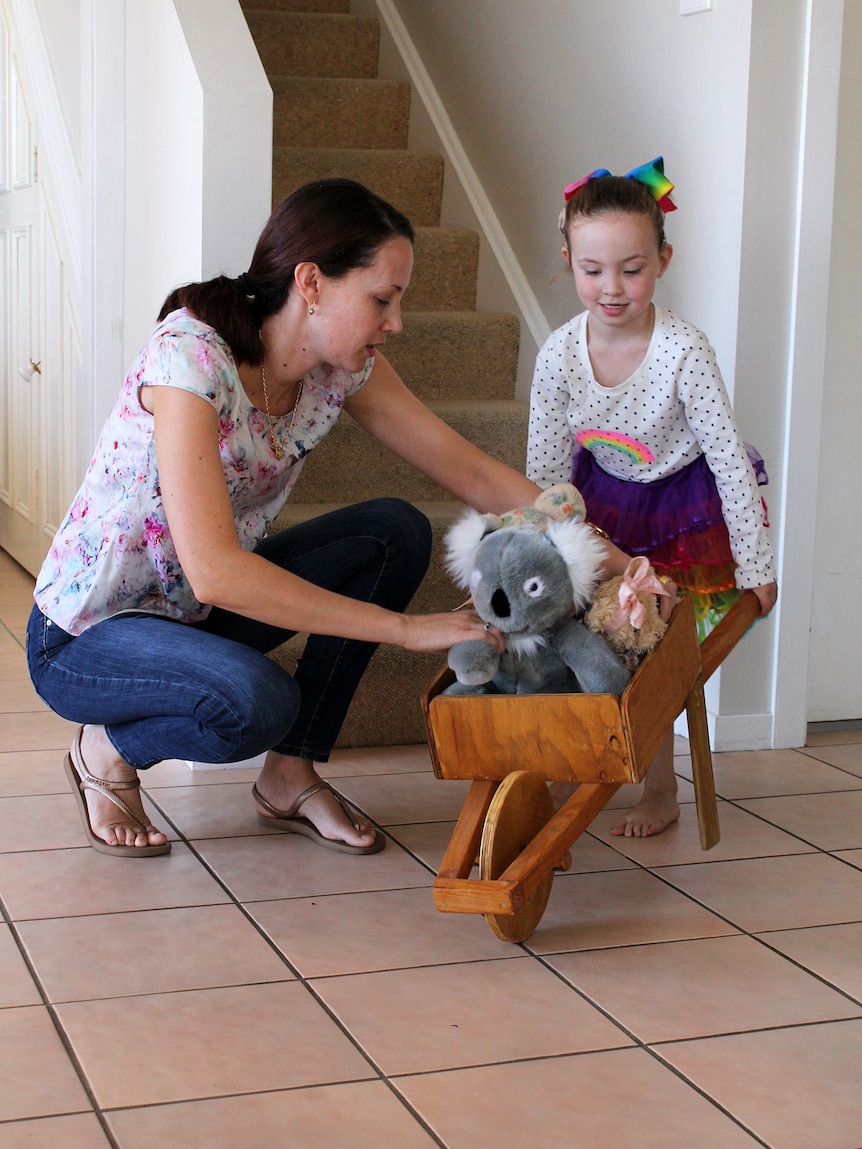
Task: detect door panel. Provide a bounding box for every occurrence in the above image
[0,4,78,576]
[42,197,75,543]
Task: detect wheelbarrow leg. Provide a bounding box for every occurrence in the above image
[437,779,498,882]
[681,589,761,851]
[685,675,720,850]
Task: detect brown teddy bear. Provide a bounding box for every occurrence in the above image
[584,556,673,672]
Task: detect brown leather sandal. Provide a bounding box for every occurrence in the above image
[64,727,171,857]
[252,780,384,854]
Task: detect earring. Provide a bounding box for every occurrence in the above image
[307,304,316,316]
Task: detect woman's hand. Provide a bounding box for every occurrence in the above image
[396,609,505,654]
[752,581,778,616]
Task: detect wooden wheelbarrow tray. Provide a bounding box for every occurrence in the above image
[420,591,760,941]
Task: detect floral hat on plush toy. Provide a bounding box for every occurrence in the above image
[489,483,587,532]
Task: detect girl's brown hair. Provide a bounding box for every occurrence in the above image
[560,175,667,253]
[158,178,414,365]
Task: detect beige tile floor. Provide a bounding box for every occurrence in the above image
[1,546,861,1148]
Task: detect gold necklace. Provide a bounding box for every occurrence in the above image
[260,361,304,461]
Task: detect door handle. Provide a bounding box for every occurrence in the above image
[17,359,41,381]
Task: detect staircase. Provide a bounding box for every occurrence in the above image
[239,0,528,746]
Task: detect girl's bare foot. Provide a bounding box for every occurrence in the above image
[609,729,680,838]
[610,791,680,837]
[254,752,378,850]
[77,726,168,849]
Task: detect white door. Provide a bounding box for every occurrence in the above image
[0,4,79,576]
[807,0,862,723]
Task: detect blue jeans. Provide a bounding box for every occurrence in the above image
[27,499,431,769]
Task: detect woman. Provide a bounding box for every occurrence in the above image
[28,178,624,859]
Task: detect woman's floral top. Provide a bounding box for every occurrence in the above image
[34,309,371,634]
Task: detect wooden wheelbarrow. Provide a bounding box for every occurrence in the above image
[420,591,761,942]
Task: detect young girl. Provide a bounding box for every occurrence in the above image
[527,159,777,838]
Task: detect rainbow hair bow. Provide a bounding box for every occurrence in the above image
[563,156,677,212]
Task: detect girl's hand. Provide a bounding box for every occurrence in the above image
[397,609,505,654]
[597,537,633,579]
[752,581,778,616]
[656,575,678,623]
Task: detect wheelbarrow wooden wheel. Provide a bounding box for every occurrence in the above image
[479,770,555,942]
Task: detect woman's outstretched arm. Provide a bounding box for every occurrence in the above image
[146,384,503,653]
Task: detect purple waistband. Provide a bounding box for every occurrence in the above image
[572,450,726,555]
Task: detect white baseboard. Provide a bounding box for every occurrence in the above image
[675,710,776,752]
[710,711,776,752]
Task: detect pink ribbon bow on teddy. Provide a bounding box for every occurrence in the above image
[607,557,671,633]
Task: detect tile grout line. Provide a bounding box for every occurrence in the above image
[595,824,862,1012]
[1,740,442,1143]
[0,891,125,1149]
[140,774,796,1144]
[137,787,450,1147]
[524,925,782,1148]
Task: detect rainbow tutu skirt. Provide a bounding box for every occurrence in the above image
[572,449,745,641]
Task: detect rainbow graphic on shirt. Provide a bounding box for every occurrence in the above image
[575,429,655,465]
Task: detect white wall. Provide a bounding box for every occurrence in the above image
[33,0,80,171]
[81,0,272,432]
[122,0,271,369]
[123,0,203,366]
[808,0,862,721]
[389,0,754,380]
[5,0,274,532]
[711,0,809,739]
[175,0,273,293]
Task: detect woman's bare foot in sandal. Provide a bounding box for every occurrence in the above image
[610,730,680,838]
[78,726,168,850]
[254,752,378,850]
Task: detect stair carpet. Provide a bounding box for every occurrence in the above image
[239,0,528,745]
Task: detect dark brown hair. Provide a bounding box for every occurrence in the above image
[158,178,415,365]
[560,175,667,254]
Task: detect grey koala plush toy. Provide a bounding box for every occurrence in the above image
[443,484,632,697]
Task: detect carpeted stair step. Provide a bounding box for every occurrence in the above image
[291,399,529,505]
[239,0,528,746]
[245,11,379,78]
[272,77,410,149]
[408,228,479,312]
[385,311,519,401]
[272,146,444,225]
